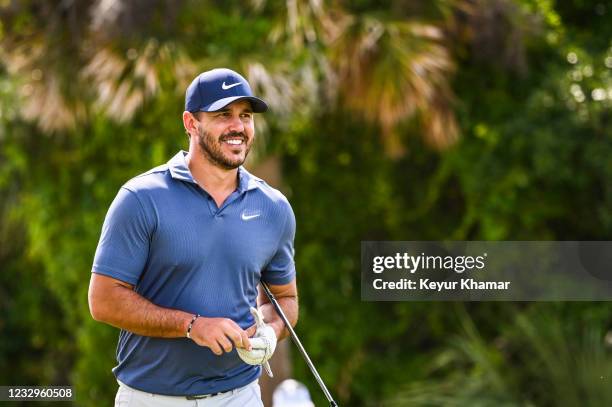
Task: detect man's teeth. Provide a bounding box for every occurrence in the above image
[225,139,243,145]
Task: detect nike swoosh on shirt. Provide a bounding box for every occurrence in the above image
[241,212,261,221]
[222,82,241,90]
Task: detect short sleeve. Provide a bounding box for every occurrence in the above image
[92,187,153,285]
[262,202,296,285]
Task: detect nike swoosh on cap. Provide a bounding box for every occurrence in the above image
[222,81,241,90]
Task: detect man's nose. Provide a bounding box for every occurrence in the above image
[227,115,245,133]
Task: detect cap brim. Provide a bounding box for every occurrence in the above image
[200,96,268,113]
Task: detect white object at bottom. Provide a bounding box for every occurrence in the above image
[115,380,263,407]
[273,379,314,407]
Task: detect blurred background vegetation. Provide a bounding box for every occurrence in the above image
[0,0,611,406]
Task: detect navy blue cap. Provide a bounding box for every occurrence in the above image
[185,68,268,113]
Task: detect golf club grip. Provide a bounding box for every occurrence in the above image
[260,282,339,406]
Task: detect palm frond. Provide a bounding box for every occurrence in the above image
[82,40,195,122]
[384,309,612,407]
[329,16,458,155]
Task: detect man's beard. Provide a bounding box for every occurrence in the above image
[196,126,251,170]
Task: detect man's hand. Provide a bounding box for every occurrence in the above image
[189,317,252,355]
[237,307,277,365]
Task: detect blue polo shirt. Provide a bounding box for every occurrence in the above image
[92,151,296,396]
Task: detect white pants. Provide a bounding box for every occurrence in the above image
[114,380,264,407]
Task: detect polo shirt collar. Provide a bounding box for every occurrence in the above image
[239,167,260,192]
[168,151,195,183]
[168,150,259,191]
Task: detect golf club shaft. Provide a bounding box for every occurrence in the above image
[261,282,339,407]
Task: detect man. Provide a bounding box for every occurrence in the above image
[89,68,298,406]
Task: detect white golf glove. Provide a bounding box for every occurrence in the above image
[237,307,277,373]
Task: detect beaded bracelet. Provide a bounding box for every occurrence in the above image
[186,314,200,339]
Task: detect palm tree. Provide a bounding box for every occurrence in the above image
[249,0,460,156]
[1,0,461,152]
[327,14,458,155]
[0,2,540,406]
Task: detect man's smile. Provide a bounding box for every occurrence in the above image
[224,138,245,146]
[220,133,247,147]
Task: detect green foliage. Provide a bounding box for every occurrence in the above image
[7,98,187,406]
[385,304,612,406]
[0,1,611,407]
[278,2,612,405]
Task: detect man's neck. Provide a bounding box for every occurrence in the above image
[185,150,239,198]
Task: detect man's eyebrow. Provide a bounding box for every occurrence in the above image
[215,107,253,113]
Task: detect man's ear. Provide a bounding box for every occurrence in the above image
[182,111,199,137]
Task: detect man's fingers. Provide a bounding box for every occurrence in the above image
[195,317,258,355]
[210,343,223,355]
[221,321,251,350]
[239,329,252,351]
[224,319,243,331]
[227,331,242,349]
[245,324,257,337]
[217,337,233,353]
[226,330,245,350]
